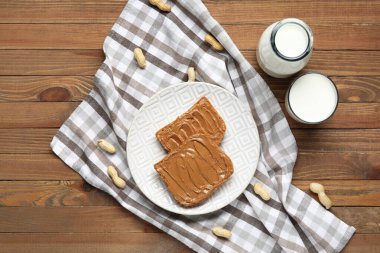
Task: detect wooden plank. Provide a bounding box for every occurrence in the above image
[329,76,380,103]
[0,152,378,181]
[0,206,158,233]
[343,234,380,253]
[243,51,380,77]
[333,207,380,234]
[0,232,378,253]
[294,180,380,207]
[0,50,378,76]
[0,76,92,102]
[293,152,380,180]
[0,50,103,76]
[226,24,380,50]
[0,181,116,207]
[0,206,377,233]
[0,154,81,180]
[0,0,378,24]
[285,103,380,129]
[0,76,378,103]
[293,129,380,152]
[0,102,378,129]
[0,24,109,50]
[0,128,56,154]
[267,76,380,103]
[0,102,79,128]
[0,233,191,253]
[1,129,379,154]
[0,23,378,50]
[0,0,126,24]
[302,51,380,77]
[0,233,378,253]
[0,180,378,207]
[207,0,380,25]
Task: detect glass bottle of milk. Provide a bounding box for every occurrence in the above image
[257,18,313,78]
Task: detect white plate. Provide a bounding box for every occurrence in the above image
[127,82,260,215]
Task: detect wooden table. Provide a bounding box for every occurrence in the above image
[0,1,379,252]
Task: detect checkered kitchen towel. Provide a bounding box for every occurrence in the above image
[51,0,355,252]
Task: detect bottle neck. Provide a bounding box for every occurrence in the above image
[270,19,313,62]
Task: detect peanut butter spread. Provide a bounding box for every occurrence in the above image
[154,97,234,207]
[156,96,226,152]
[154,135,233,207]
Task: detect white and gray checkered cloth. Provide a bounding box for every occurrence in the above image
[51,0,355,252]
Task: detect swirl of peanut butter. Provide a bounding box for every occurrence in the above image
[156,97,226,152]
[154,135,233,207]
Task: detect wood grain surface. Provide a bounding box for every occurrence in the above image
[0,0,379,252]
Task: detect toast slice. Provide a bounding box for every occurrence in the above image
[156,96,226,152]
[154,135,233,207]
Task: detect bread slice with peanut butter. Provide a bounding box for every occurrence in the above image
[154,134,233,207]
[156,96,226,152]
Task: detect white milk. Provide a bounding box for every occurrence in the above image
[285,73,339,123]
[257,18,313,78]
[275,23,309,58]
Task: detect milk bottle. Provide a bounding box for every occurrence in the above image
[257,18,313,78]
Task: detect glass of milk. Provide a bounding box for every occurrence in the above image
[285,73,339,124]
[257,18,313,78]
